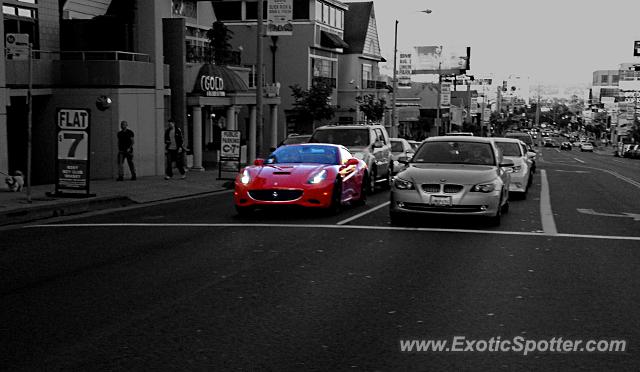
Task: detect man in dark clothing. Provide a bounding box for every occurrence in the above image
[164,118,186,179]
[117,120,136,181]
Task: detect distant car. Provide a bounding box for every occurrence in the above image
[390,136,513,226]
[623,144,639,158]
[408,140,421,152]
[492,138,533,197]
[390,138,415,174]
[579,142,594,152]
[505,132,535,148]
[544,139,559,147]
[560,142,572,150]
[279,134,311,146]
[234,144,367,215]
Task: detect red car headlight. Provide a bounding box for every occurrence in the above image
[307,169,328,184]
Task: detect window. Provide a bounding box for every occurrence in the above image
[361,64,372,88]
[374,129,386,144]
[18,0,36,3]
[600,75,608,84]
[322,3,329,23]
[336,9,343,29]
[315,1,322,21]
[312,58,334,78]
[612,74,619,84]
[330,7,336,27]
[292,0,309,20]
[245,1,267,20]
[3,5,16,15]
[212,1,242,21]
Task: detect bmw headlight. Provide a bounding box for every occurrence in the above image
[393,176,414,190]
[240,169,251,185]
[512,165,522,173]
[471,181,497,193]
[307,169,328,184]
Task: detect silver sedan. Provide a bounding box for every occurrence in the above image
[390,136,513,226]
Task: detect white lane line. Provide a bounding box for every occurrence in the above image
[25,223,640,241]
[337,201,390,225]
[573,157,585,164]
[540,170,558,235]
[601,169,640,189]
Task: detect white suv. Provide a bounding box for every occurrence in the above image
[310,124,393,193]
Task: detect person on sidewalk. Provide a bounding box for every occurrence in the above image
[164,118,187,180]
[117,120,136,181]
[4,170,24,191]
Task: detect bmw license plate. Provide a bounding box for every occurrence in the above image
[430,196,451,206]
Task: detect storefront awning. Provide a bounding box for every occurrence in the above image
[320,31,349,49]
[191,64,249,96]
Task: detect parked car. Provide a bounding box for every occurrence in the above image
[560,142,572,150]
[408,140,422,152]
[623,144,639,158]
[309,123,393,193]
[492,138,533,198]
[234,144,367,215]
[390,138,415,174]
[579,142,594,152]
[632,145,640,159]
[278,133,311,146]
[544,139,559,147]
[390,136,513,226]
[505,132,535,148]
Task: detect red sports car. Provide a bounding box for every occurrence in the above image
[234,144,368,214]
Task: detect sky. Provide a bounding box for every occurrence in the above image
[371,0,640,86]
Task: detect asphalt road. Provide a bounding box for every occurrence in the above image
[1,147,639,371]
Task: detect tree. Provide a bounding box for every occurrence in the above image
[356,94,386,122]
[290,82,335,127]
[206,21,234,65]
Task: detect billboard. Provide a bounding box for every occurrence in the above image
[398,52,412,88]
[412,45,470,75]
[267,0,293,36]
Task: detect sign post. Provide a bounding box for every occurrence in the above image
[50,109,94,197]
[218,130,242,180]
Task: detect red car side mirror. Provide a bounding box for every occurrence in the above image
[254,158,265,166]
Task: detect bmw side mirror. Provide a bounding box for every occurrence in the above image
[500,159,515,168]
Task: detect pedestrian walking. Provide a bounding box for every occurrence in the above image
[164,118,187,180]
[117,120,136,181]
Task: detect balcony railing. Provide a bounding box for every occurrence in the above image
[312,76,336,88]
[365,80,389,90]
[4,48,151,62]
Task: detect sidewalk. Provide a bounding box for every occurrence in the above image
[0,168,235,227]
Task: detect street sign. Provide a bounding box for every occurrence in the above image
[634,40,640,57]
[440,82,451,107]
[54,108,93,196]
[5,33,29,60]
[219,130,242,179]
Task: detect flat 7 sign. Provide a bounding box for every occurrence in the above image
[58,130,88,160]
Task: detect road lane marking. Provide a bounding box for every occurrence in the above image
[600,169,640,189]
[540,170,558,235]
[573,157,585,163]
[337,201,390,225]
[577,209,640,221]
[26,223,640,241]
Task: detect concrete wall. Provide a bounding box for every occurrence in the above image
[46,88,164,180]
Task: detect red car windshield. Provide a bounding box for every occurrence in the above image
[266,145,339,165]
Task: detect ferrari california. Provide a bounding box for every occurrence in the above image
[234,144,368,215]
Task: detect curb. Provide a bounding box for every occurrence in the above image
[0,196,134,227]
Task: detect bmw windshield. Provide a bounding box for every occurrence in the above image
[412,141,496,166]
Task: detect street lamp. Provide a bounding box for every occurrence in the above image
[391,9,432,138]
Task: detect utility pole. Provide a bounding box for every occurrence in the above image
[391,20,398,137]
[255,0,264,157]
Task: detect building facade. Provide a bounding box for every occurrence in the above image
[1,0,277,184]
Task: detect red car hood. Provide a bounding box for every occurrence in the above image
[251,163,332,188]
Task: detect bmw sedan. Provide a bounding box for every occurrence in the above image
[390,136,513,226]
